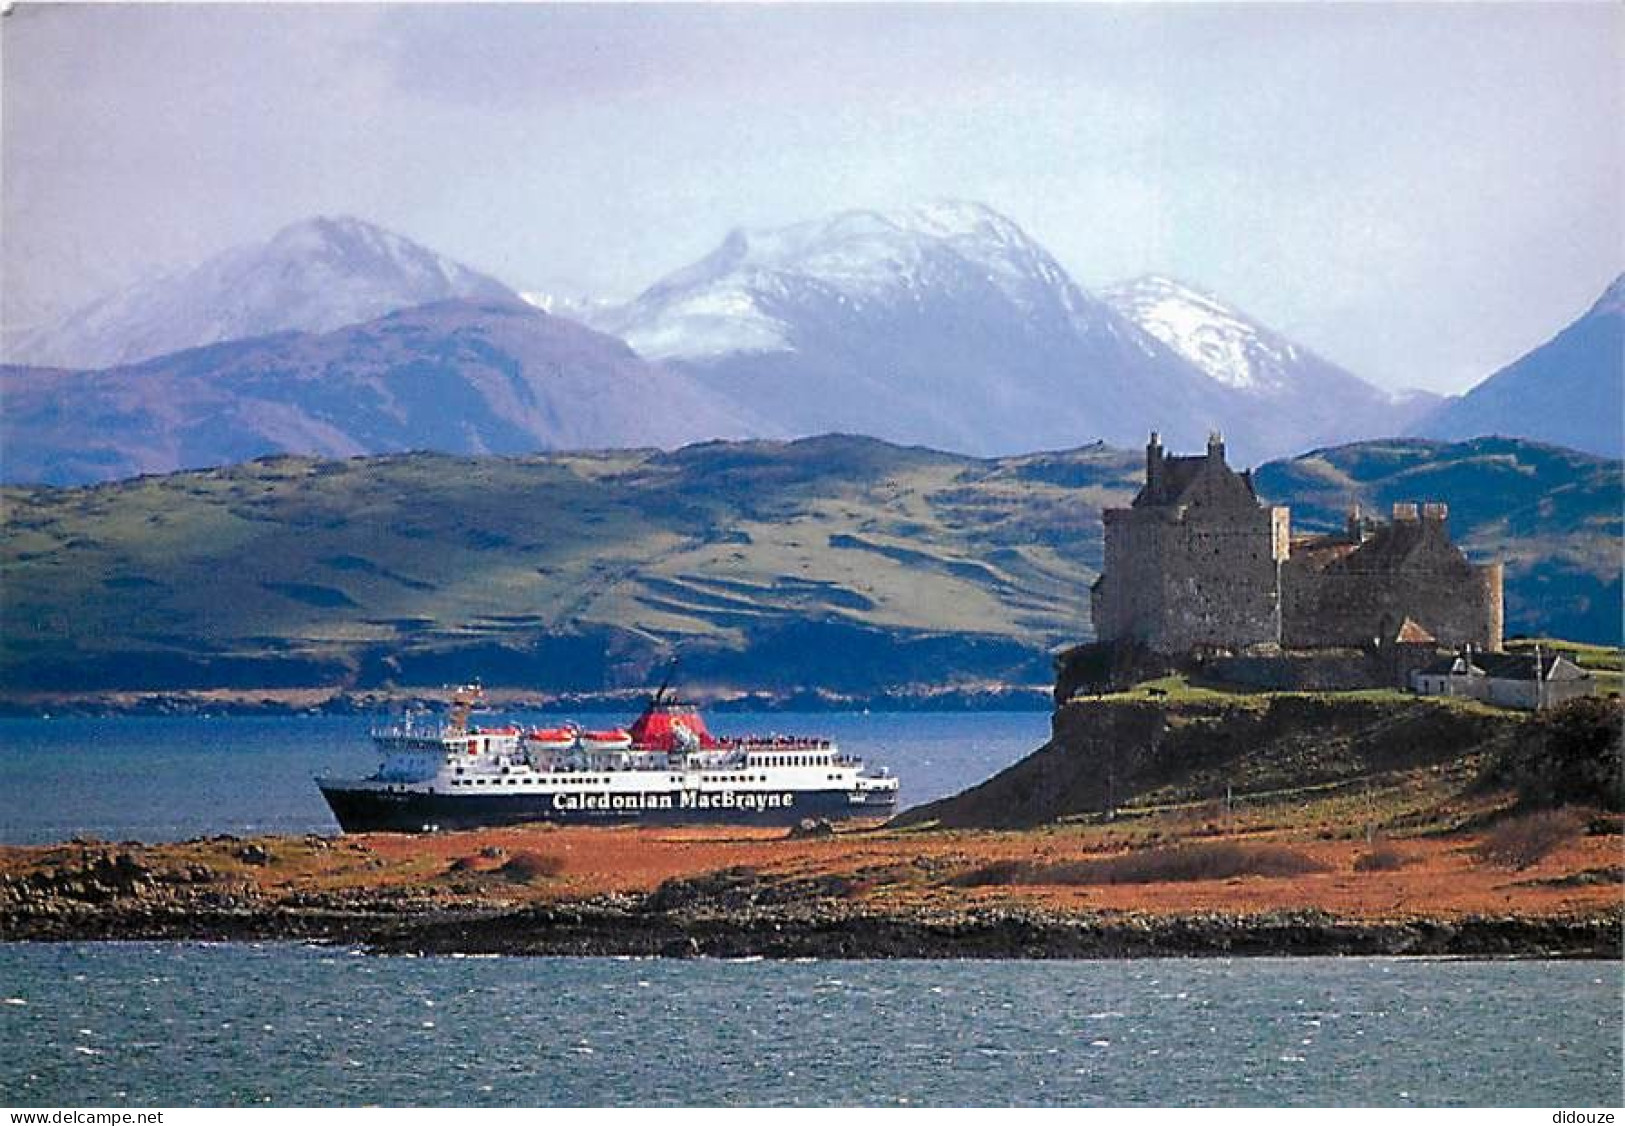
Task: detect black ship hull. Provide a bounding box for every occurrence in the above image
[318,783,896,834]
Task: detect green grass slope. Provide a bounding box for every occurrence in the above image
[2,434,1617,695]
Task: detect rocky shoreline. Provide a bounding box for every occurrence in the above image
[2,847,1618,959]
[7,897,1619,960]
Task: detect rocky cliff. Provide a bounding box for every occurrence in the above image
[896,691,1620,830]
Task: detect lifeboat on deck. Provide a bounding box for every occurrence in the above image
[579,727,633,751]
[525,725,579,752]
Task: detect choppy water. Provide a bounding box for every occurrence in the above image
[0,945,1618,1106]
[0,711,1050,844]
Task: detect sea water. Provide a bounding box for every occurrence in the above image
[0,711,1051,844]
[0,945,1618,1106]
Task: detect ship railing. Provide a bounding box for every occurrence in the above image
[523,756,679,774]
[712,736,837,750]
[372,729,459,746]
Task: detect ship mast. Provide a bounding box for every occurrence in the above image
[651,656,679,708]
[447,684,482,735]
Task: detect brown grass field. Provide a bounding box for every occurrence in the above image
[5,811,1616,926]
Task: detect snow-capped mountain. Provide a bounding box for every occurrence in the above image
[612,202,1118,359]
[520,291,620,324]
[1102,275,1437,451]
[602,201,1245,457]
[6,216,520,370]
[1410,274,1624,459]
[1103,275,1308,393]
[1,299,771,485]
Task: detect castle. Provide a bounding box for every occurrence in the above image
[1090,432,1503,656]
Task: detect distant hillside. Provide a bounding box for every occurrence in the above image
[1,435,1616,698]
[0,436,1140,694]
[5,216,520,370]
[1410,274,1624,458]
[1,300,767,485]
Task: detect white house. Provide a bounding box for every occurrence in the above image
[1411,646,1596,711]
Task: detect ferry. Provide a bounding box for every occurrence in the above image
[316,685,899,832]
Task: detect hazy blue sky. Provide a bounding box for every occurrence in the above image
[3,2,1620,393]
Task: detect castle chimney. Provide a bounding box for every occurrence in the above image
[1421,502,1449,524]
[1392,502,1420,522]
[1146,431,1164,498]
[1346,504,1364,543]
[1206,430,1225,463]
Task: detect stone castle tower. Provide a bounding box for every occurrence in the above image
[1091,432,1290,653]
[1091,432,1503,655]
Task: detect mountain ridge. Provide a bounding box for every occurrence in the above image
[9,205,1616,469]
[602,202,1263,458]
[1410,273,1624,458]
[603,202,1433,462]
[1103,274,1442,456]
[0,298,769,485]
[6,216,521,370]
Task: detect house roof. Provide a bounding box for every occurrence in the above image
[1157,456,1213,501]
[1133,453,1261,511]
[1324,516,1472,575]
[1418,654,1477,677]
[1477,651,1585,681]
[1393,617,1436,644]
[1419,650,1587,681]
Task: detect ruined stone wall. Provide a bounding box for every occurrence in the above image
[1282,560,1502,650]
[1199,644,1439,691]
[1198,650,1381,691]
